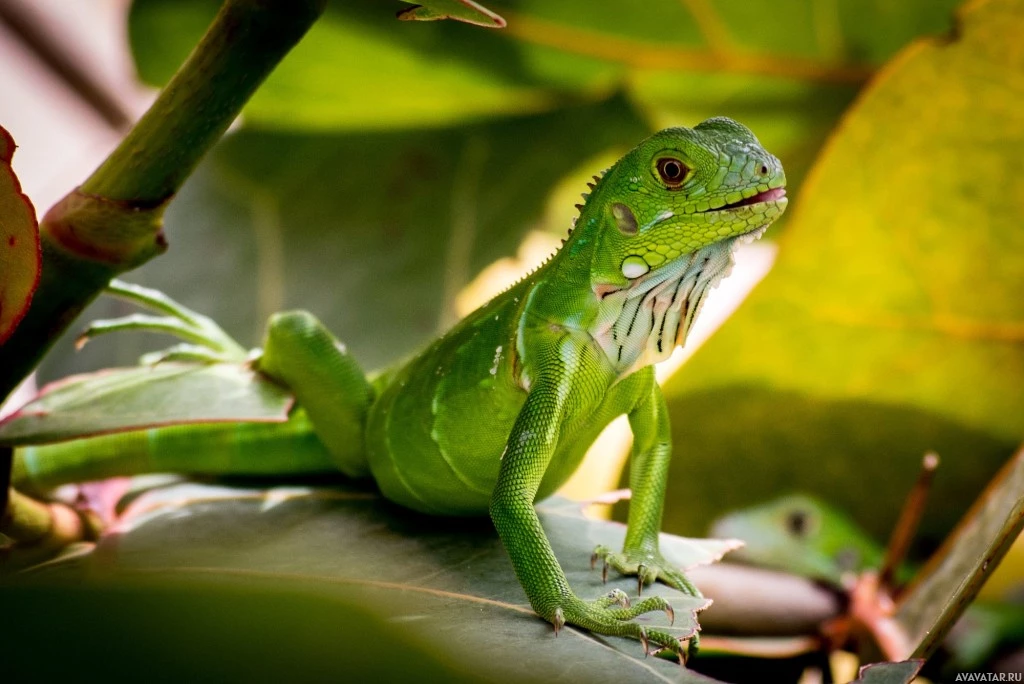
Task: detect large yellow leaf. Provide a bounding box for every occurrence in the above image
[660,0,1024,541]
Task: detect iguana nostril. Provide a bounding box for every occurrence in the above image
[759,164,769,176]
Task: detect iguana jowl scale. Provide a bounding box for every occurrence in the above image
[10,117,787,656]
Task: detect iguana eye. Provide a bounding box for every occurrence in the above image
[786,509,810,537]
[656,158,688,187]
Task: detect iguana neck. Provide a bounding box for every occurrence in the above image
[520,206,744,378]
[589,238,738,374]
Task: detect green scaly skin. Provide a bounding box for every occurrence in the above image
[12,118,787,656]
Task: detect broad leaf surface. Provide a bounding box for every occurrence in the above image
[658,0,1024,542]
[0,364,292,445]
[123,0,959,228]
[11,481,730,683]
[128,0,960,131]
[0,125,40,345]
[896,446,1024,660]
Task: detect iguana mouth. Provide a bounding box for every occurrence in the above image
[708,186,786,212]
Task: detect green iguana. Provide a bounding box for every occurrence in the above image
[710,495,1024,669]
[5,118,787,657]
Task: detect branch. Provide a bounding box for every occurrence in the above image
[0,0,326,400]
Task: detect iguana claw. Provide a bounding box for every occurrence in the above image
[651,642,686,665]
[552,606,566,636]
[542,593,683,658]
[591,544,702,599]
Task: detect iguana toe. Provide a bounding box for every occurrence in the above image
[591,545,702,598]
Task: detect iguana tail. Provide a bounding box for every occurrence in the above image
[12,410,335,494]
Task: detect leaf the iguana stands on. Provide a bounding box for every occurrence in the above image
[0,125,40,346]
[658,0,1024,543]
[0,364,293,446]
[895,446,1024,661]
[9,481,728,683]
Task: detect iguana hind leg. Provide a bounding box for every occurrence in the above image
[257,311,373,478]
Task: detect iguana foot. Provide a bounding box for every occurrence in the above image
[549,590,682,659]
[591,544,702,598]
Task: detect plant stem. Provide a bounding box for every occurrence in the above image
[0,0,326,401]
[0,487,102,549]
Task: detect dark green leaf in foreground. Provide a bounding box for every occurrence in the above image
[11,481,731,683]
[0,125,40,346]
[0,364,292,446]
[852,659,923,684]
[896,445,1024,660]
[658,0,1024,542]
[1,580,480,684]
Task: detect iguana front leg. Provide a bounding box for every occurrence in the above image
[593,369,700,598]
[490,340,680,655]
[592,371,701,655]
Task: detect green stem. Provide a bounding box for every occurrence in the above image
[0,486,101,549]
[0,0,325,401]
[84,0,325,203]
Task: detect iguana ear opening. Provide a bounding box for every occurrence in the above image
[611,202,638,235]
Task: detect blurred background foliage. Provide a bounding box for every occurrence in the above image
[47,0,964,372]
[4,0,1023,680]
[40,0,1021,549]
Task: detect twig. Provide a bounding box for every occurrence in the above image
[879,452,939,592]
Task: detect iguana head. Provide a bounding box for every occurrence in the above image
[709,494,885,585]
[576,117,787,372]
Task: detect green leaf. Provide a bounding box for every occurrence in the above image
[0,125,40,346]
[129,0,555,131]
[396,0,506,28]
[12,481,729,683]
[657,0,1024,542]
[0,364,292,446]
[896,446,1024,660]
[127,0,962,132]
[853,660,922,684]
